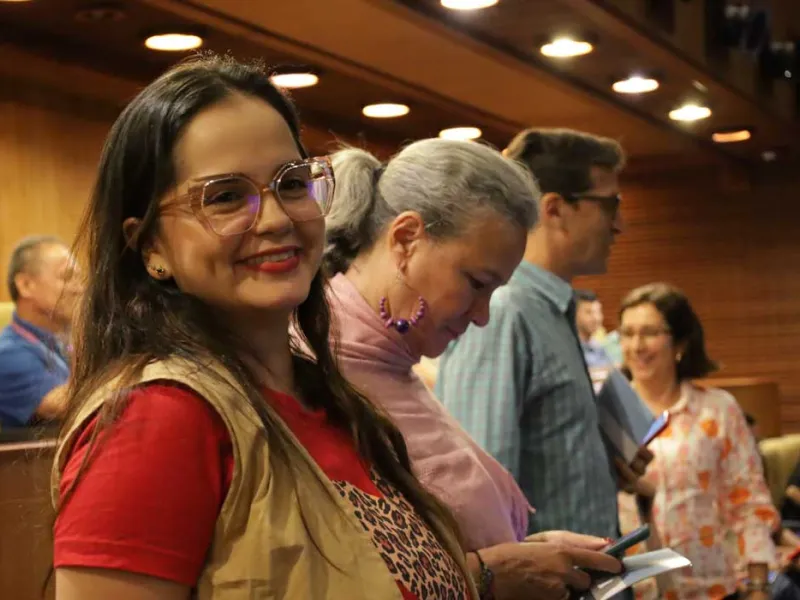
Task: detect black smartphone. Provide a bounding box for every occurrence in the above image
[603,524,651,558]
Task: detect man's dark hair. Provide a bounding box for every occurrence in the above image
[575,289,598,304]
[6,235,63,302]
[504,128,625,196]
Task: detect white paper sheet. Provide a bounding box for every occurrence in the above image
[589,548,692,600]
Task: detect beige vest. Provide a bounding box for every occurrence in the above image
[52,358,477,599]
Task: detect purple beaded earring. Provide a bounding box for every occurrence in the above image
[379,296,428,334]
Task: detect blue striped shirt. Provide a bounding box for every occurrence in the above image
[436,262,619,538]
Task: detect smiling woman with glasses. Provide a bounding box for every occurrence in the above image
[49,55,473,600]
[617,283,777,600]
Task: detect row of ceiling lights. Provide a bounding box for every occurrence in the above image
[1,0,481,139]
[0,0,751,144]
[542,38,724,128]
[138,30,693,141]
[142,36,482,140]
[441,0,754,145]
[124,33,756,144]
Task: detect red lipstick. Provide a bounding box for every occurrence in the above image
[239,247,301,274]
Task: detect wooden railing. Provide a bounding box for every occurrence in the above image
[0,439,57,600]
[697,376,782,438]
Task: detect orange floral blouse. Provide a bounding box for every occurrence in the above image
[618,382,778,600]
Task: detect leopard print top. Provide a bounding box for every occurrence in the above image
[333,472,469,599]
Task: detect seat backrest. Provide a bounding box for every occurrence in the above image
[760,434,800,506]
[0,303,13,329]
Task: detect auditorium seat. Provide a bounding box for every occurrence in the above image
[0,302,12,329]
[0,440,56,600]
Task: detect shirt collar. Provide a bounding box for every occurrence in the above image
[581,339,601,352]
[512,261,574,314]
[12,312,62,349]
[669,381,695,415]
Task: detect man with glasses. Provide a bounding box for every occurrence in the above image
[437,128,649,544]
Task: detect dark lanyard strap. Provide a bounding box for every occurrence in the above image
[10,321,69,372]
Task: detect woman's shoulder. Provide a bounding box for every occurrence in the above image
[54,382,234,587]
[65,382,231,464]
[686,381,740,413]
[126,381,229,432]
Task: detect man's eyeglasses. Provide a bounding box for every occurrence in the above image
[174,156,335,237]
[564,192,621,218]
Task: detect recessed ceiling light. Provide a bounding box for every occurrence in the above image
[362,103,410,119]
[540,37,593,58]
[270,72,319,89]
[669,103,712,122]
[440,0,498,9]
[144,33,203,52]
[439,126,482,140]
[762,150,778,162]
[711,128,752,143]
[612,76,660,94]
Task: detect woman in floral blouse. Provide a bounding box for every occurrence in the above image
[617,283,777,600]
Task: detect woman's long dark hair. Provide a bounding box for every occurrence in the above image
[56,54,463,574]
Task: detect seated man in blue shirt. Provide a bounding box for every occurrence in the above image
[574,289,616,368]
[0,236,81,428]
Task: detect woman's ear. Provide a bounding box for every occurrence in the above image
[122,217,172,281]
[675,340,689,362]
[386,211,426,269]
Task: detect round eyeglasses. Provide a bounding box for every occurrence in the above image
[178,156,335,237]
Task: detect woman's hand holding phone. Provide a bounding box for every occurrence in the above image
[525,531,611,550]
[482,537,622,600]
[601,525,651,558]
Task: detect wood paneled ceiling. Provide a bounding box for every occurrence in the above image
[0,0,510,156]
[1,0,798,172]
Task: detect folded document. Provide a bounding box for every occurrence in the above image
[587,548,692,600]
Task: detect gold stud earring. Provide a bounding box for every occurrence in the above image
[676,352,683,362]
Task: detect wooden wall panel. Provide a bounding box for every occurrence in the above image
[0,83,111,300]
[577,168,800,432]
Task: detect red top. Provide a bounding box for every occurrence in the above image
[54,383,467,599]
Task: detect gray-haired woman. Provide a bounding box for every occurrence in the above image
[322,139,622,600]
